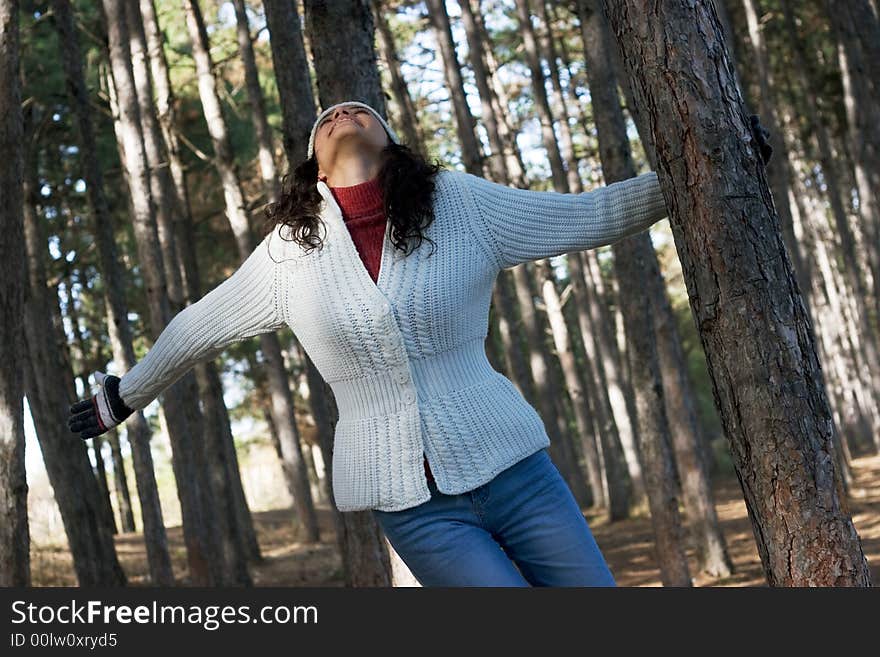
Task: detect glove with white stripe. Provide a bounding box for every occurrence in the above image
[67,371,134,440]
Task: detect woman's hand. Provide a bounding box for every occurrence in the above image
[67,371,134,440]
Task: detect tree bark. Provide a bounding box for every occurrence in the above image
[106,429,136,533]
[372,1,428,159]
[303,0,386,113]
[0,0,30,587]
[536,259,606,508]
[182,0,317,576]
[102,0,219,586]
[262,0,316,167]
[22,120,126,586]
[513,0,568,190]
[602,0,871,585]
[231,0,281,203]
[424,0,483,173]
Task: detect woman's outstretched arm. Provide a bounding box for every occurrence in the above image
[115,230,286,413]
[70,230,286,440]
[455,170,669,270]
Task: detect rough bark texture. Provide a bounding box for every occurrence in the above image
[262,0,316,166]
[601,0,871,585]
[303,0,385,113]
[0,0,30,587]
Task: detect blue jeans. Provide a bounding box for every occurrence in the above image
[372,447,617,587]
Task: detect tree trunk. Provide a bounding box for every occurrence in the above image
[102,0,220,586]
[536,259,606,508]
[512,263,591,506]
[602,0,871,586]
[424,0,484,173]
[52,0,173,584]
[65,289,118,536]
[22,124,126,587]
[458,0,508,181]
[581,251,645,501]
[185,0,320,549]
[231,0,281,203]
[825,0,880,328]
[0,0,30,587]
[513,0,568,189]
[303,0,386,113]
[532,0,583,192]
[372,1,428,159]
[138,0,263,563]
[568,252,633,520]
[106,429,136,533]
[262,0,316,166]
[724,0,812,316]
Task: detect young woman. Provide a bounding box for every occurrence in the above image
[68,99,673,587]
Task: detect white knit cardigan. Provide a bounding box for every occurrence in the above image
[118,168,669,512]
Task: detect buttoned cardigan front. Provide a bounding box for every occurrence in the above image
[117,168,669,512]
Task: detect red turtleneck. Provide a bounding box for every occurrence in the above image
[328,176,435,486]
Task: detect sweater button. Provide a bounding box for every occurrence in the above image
[403,389,416,404]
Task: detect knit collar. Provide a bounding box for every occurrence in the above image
[328,176,384,221]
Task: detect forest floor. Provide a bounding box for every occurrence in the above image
[31,453,880,587]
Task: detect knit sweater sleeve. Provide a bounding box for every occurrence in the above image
[456,170,669,270]
[117,230,286,412]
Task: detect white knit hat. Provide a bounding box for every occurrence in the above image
[307,100,401,160]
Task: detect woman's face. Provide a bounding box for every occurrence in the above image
[314,104,389,178]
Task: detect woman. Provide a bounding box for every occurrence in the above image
[68,99,672,587]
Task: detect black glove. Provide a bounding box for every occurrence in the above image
[68,371,134,440]
[749,114,773,166]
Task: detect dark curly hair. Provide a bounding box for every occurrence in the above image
[261,142,446,258]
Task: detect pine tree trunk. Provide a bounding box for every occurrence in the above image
[22,136,126,587]
[536,259,607,508]
[372,1,428,159]
[424,0,483,173]
[825,0,880,328]
[602,0,872,585]
[458,0,508,181]
[568,252,633,520]
[262,0,316,165]
[532,0,583,192]
[231,0,281,203]
[106,429,136,533]
[68,328,118,536]
[725,0,812,315]
[512,0,568,189]
[126,0,185,307]
[581,251,646,501]
[102,0,220,586]
[303,0,386,112]
[0,0,30,587]
[52,0,173,584]
[512,263,591,507]
[474,7,529,186]
[181,0,318,558]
